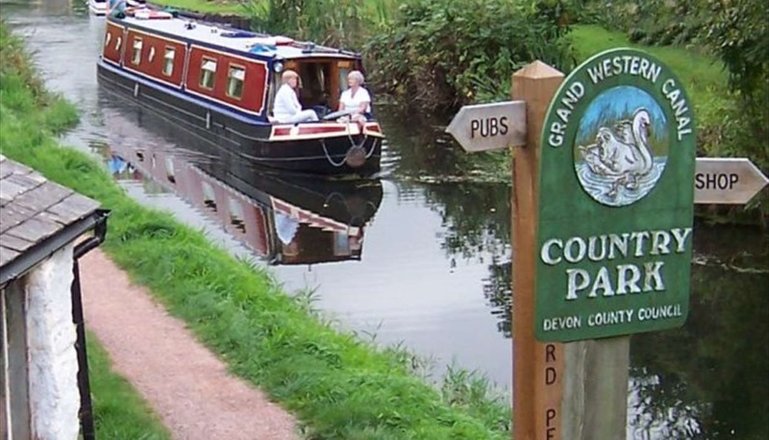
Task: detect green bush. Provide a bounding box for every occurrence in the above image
[364,0,575,116]
[245,0,374,49]
[700,0,769,218]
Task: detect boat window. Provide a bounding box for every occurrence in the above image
[201,181,217,212]
[162,47,175,76]
[200,58,217,90]
[228,197,246,233]
[226,65,246,100]
[298,62,332,108]
[333,231,350,256]
[163,157,175,184]
[338,60,353,92]
[148,47,156,63]
[131,38,143,65]
[338,67,350,91]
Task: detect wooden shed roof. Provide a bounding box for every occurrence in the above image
[0,155,100,271]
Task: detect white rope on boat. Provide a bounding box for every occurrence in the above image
[320,139,348,167]
[365,138,379,159]
[346,121,378,157]
[320,121,378,167]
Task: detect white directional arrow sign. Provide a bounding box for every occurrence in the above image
[445,101,527,152]
[694,157,769,204]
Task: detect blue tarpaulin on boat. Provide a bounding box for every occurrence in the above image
[249,43,276,54]
[222,31,257,38]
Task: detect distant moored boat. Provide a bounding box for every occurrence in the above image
[88,0,107,15]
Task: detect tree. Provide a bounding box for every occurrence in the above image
[703,0,769,170]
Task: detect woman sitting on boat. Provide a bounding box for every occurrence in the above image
[272,70,319,124]
[337,70,371,124]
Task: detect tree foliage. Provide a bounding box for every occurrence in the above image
[571,0,768,217]
[701,0,769,165]
[245,0,371,49]
[365,0,575,116]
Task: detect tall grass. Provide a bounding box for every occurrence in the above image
[570,24,769,220]
[244,0,392,49]
[1,21,511,439]
[149,0,248,14]
[570,24,728,120]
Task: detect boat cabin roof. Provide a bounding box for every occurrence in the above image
[118,16,360,61]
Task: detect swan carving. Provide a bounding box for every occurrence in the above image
[578,108,654,198]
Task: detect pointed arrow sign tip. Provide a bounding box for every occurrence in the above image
[446,101,527,153]
[694,157,769,204]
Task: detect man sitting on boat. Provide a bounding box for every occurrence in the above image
[272,70,319,124]
[107,0,126,15]
[337,70,371,124]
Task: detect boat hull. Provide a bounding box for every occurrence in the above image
[97,61,383,176]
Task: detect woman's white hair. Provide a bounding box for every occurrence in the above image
[348,70,365,85]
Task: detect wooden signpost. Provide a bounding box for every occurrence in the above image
[445,101,527,152]
[447,48,768,440]
[694,158,769,204]
[510,61,566,440]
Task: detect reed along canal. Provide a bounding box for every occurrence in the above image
[5,2,767,438]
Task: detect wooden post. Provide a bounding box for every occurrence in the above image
[2,282,32,440]
[511,61,565,440]
[510,61,630,440]
[562,338,629,439]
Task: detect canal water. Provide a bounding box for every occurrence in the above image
[4,2,767,438]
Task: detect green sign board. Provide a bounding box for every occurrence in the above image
[535,48,696,342]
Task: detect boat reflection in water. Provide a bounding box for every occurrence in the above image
[103,107,383,265]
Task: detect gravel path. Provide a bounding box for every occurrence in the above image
[80,249,299,440]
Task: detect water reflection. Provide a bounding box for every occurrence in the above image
[377,106,511,182]
[102,105,383,266]
[628,224,769,439]
[482,258,512,338]
[420,182,510,261]
[4,0,87,16]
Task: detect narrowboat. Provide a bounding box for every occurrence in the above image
[96,8,384,176]
[88,0,107,15]
[91,0,144,15]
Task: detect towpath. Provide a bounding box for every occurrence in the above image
[79,249,299,440]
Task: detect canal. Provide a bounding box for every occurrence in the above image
[4,1,767,438]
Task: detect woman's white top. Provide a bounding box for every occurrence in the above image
[340,87,371,114]
[272,84,302,121]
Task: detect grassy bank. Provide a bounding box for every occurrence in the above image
[570,25,769,219]
[88,333,171,439]
[570,25,730,148]
[1,22,510,440]
[1,23,170,439]
[149,0,248,14]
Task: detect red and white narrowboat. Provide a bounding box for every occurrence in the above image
[96,9,384,176]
